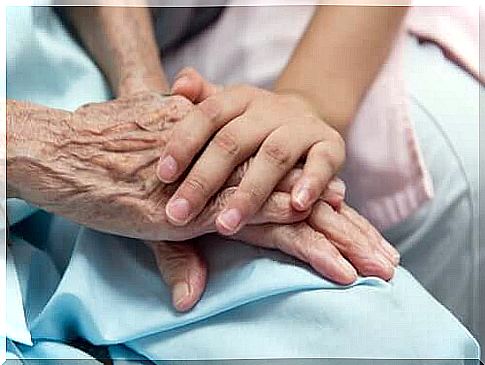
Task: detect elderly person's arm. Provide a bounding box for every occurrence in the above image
[63,6,168,96]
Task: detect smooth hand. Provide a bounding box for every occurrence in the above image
[157,68,346,236]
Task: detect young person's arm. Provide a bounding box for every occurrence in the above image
[158,6,408,234]
[275,5,408,135]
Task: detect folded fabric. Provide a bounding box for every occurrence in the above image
[6,6,111,110]
[8,212,480,360]
[407,6,483,85]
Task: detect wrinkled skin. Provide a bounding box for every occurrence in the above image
[7,93,277,241]
[7,92,399,311]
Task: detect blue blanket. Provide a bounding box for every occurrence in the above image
[5,6,480,363]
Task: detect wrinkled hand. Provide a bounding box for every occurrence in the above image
[149,189,399,312]
[147,70,398,311]
[7,93,399,314]
[158,68,346,236]
[8,94,314,241]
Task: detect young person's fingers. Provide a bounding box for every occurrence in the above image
[157,85,257,184]
[171,67,220,102]
[234,222,358,285]
[215,121,341,235]
[291,138,345,211]
[164,119,273,226]
[146,241,207,312]
[276,172,345,209]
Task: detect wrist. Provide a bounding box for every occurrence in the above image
[117,66,170,97]
[274,88,350,137]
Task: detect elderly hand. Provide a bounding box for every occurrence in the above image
[149,189,399,312]
[157,68,346,236]
[7,94,312,241]
[7,93,398,313]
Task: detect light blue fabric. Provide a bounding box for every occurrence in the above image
[5,5,480,363]
[7,220,480,361]
[6,248,32,346]
[6,6,111,110]
[384,37,482,353]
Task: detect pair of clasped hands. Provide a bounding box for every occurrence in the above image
[146,68,400,311]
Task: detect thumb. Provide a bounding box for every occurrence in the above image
[171,67,221,103]
[146,241,207,312]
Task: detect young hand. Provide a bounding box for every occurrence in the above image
[158,68,346,236]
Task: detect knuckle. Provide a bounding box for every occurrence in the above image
[179,66,197,77]
[317,143,344,173]
[302,115,322,128]
[242,181,267,206]
[233,84,256,95]
[359,259,382,276]
[262,141,292,170]
[197,97,222,124]
[212,129,241,158]
[330,130,346,160]
[182,173,210,197]
[362,225,375,240]
[265,193,291,219]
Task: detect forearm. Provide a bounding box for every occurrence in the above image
[274,6,408,135]
[6,100,72,199]
[64,6,168,96]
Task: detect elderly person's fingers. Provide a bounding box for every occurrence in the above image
[199,187,312,227]
[249,191,312,224]
[276,172,346,210]
[339,204,400,265]
[223,160,345,210]
[308,201,395,280]
[146,241,207,312]
[234,222,358,285]
[321,177,346,210]
[171,67,221,103]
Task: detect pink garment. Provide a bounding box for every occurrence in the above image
[163,5,479,231]
[340,30,434,231]
[407,6,482,85]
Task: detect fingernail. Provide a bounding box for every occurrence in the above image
[166,198,191,224]
[172,282,190,309]
[294,187,310,210]
[328,178,346,197]
[217,208,242,233]
[158,155,178,182]
[391,249,400,265]
[172,76,190,92]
